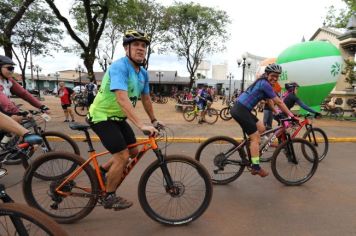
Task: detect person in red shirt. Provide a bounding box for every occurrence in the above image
[58,82,75,122]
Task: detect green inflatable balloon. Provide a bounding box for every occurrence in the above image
[277,41,343,113]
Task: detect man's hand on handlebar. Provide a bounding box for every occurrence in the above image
[152,119,165,130]
[141,125,158,136]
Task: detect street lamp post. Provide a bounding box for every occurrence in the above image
[98,55,112,72]
[75,65,84,93]
[156,71,164,94]
[54,72,60,93]
[237,53,252,93]
[33,64,42,99]
[227,73,234,102]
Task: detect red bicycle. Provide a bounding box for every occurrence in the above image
[261,113,328,162]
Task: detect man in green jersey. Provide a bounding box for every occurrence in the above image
[88,30,161,210]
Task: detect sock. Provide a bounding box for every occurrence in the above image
[251,156,260,170]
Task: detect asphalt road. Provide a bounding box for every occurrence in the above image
[2,141,356,236]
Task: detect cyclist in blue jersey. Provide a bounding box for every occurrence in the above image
[231,64,297,177]
[196,84,210,124]
[87,30,162,210]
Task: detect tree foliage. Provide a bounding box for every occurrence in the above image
[45,0,110,81]
[342,58,356,86]
[163,2,231,88]
[11,1,63,88]
[324,0,356,28]
[97,0,166,70]
[0,0,35,58]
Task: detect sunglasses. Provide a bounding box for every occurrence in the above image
[3,66,15,72]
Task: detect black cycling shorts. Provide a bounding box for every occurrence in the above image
[61,104,71,110]
[231,102,259,135]
[90,120,136,154]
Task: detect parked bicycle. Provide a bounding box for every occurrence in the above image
[1,109,80,170]
[195,117,319,186]
[23,124,213,225]
[261,113,328,162]
[73,93,89,116]
[151,94,168,104]
[0,136,68,236]
[182,102,219,124]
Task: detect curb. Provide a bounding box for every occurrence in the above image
[47,136,356,143]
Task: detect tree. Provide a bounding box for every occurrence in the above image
[45,0,109,81]
[163,2,231,88]
[98,0,166,69]
[11,2,63,88]
[324,0,356,28]
[0,0,35,58]
[342,58,356,87]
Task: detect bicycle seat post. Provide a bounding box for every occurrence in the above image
[83,129,95,152]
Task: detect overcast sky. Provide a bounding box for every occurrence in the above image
[3,0,346,78]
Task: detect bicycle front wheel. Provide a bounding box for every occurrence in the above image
[23,152,99,224]
[271,138,318,186]
[0,203,68,236]
[195,136,246,184]
[302,127,329,162]
[138,155,212,225]
[205,108,219,124]
[182,106,196,122]
[74,103,88,117]
[219,107,232,121]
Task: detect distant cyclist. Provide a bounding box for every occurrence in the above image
[195,84,210,124]
[231,64,297,177]
[277,82,321,120]
[85,79,97,107]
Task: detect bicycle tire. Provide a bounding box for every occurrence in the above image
[182,106,196,122]
[138,155,212,225]
[0,203,68,236]
[74,104,88,117]
[302,127,329,162]
[23,152,99,224]
[204,108,219,124]
[219,107,232,121]
[271,138,318,186]
[23,131,80,180]
[195,136,246,185]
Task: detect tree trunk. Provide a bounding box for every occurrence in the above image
[2,0,35,58]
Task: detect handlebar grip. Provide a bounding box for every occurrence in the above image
[143,130,151,136]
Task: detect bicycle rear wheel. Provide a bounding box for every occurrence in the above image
[182,106,196,122]
[195,136,246,184]
[302,127,329,162]
[204,108,219,124]
[74,103,88,117]
[0,203,68,236]
[23,131,80,180]
[138,155,212,225]
[271,138,318,186]
[23,152,99,224]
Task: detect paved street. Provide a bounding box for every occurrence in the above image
[4,95,356,235]
[2,142,356,236]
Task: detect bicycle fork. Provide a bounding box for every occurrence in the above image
[285,135,298,164]
[153,149,179,196]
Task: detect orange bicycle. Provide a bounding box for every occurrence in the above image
[22,123,212,225]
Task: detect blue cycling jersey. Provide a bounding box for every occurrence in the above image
[237,79,276,111]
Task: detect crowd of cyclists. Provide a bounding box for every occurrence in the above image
[0,29,346,233]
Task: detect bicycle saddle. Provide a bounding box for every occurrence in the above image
[69,123,90,131]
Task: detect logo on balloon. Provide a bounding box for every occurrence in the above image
[330,62,341,77]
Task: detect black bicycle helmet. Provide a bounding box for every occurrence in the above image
[0,55,15,66]
[285,82,300,91]
[265,63,282,74]
[123,30,150,46]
